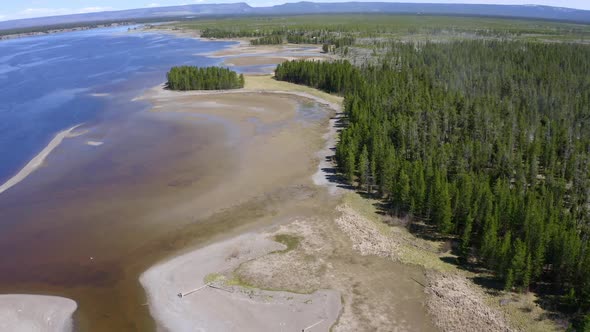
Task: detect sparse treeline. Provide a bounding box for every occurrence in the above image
[201,28,268,38]
[200,26,354,50]
[248,33,354,47]
[250,34,283,45]
[285,32,355,48]
[275,41,590,321]
[166,66,244,90]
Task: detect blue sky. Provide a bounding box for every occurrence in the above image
[0,0,588,21]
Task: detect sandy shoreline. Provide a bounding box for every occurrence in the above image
[141,231,341,331]
[139,79,345,331]
[0,124,83,195]
[0,295,77,332]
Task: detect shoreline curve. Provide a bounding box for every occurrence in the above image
[0,294,77,332]
[140,81,344,331]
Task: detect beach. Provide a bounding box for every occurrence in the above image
[140,231,341,331]
[135,74,437,331]
[0,295,77,332]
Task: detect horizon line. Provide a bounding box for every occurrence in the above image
[1,1,589,25]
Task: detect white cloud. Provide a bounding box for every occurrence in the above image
[7,6,113,21]
[146,3,161,7]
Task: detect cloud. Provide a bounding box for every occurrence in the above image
[6,6,114,21]
[146,3,161,7]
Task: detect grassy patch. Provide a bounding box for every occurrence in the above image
[486,292,562,332]
[203,272,224,284]
[225,274,256,288]
[342,192,382,225]
[272,233,302,253]
[228,271,314,294]
[343,192,454,272]
[398,245,455,272]
[245,75,343,105]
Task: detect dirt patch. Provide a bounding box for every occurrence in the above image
[335,204,400,258]
[236,216,438,332]
[425,271,514,332]
[223,55,329,67]
[223,56,288,66]
[236,220,328,294]
[208,44,326,58]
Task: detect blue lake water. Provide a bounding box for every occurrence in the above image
[0,26,234,183]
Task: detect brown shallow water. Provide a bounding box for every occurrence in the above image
[0,113,225,331]
[0,93,329,331]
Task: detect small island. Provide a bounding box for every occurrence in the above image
[166,66,244,91]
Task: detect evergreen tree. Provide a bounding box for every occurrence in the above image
[167,66,244,91]
[358,145,370,190]
[274,40,590,310]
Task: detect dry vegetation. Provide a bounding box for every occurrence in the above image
[244,74,343,105]
[340,191,561,332]
[425,271,514,332]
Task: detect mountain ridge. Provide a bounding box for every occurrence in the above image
[1,1,589,31]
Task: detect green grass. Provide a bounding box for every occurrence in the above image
[203,272,224,284]
[225,274,257,288]
[272,233,302,253]
[245,75,343,106]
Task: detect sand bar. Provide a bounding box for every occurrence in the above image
[223,55,328,67]
[140,232,341,331]
[0,124,82,195]
[0,295,77,332]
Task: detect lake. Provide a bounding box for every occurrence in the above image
[0,26,233,185]
[0,26,241,331]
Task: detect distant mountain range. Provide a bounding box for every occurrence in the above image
[1,2,589,31]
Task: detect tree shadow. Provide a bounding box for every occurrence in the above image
[407,221,450,242]
[440,253,575,326]
[323,167,355,190]
[332,112,347,129]
[320,110,576,328]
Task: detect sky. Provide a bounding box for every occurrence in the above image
[0,0,588,22]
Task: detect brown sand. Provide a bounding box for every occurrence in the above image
[223,55,328,67]
[209,44,325,58]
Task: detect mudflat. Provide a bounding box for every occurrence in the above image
[138,79,438,331]
[0,77,332,330]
